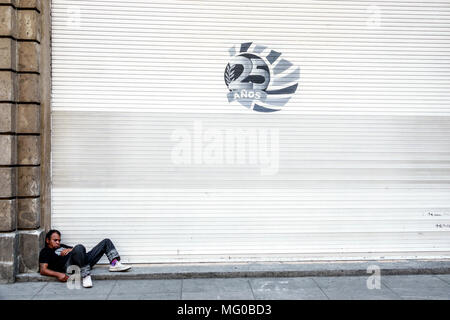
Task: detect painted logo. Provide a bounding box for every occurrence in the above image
[224,42,300,112]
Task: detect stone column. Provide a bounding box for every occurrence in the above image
[0,0,47,283]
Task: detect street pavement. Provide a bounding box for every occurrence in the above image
[1,274,449,300]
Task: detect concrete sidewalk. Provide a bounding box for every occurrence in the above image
[1,274,450,300]
[2,260,449,300]
[14,259,450,282]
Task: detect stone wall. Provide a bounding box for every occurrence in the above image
[0,0,50,283]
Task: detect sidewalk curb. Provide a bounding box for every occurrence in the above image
[15,260,450,282]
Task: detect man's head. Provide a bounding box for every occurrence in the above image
[45,229,61,249]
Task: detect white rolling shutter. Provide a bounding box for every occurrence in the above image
[51,0,450,263]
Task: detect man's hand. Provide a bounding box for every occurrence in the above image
[60,248,72,256]
[56,272,69,282]
[40,263,69,282]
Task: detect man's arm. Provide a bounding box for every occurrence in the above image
[39,263,68,282]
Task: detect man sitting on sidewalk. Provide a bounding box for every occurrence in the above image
[39,229,131,288]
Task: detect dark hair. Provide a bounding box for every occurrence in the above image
[45,229,61,245]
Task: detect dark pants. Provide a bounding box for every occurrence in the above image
[65,238,120,277]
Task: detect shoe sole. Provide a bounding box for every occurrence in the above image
[109,267,132,272]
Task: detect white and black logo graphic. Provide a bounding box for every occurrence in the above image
[225,42,300,112]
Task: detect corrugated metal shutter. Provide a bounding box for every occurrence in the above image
[51,0,450,263]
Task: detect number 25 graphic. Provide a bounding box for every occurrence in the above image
[228,55,270,91]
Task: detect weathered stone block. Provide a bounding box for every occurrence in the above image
[17,103,39,133]
[17,197,39,229]
[18,228,43,273]
[0,231,18,283]
[0,199,17,231]
[0,231,18,261]
[17,0,40,10]
[0,134,17,165]
[0,262,16,283]
[0,167,16,197]
[17,9,40,41]
[0,38,16,70]
[0,6,16,37]
[0,103,16,133]
[0,39,12,68]
[17,41,39,72]
[0,71,16,101]
[17,135,40,165]
[18,73,39,102]
[0,1,16,5]
[17,166,39,196]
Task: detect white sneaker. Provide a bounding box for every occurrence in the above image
[109,261,131,272]
[82,275,93,288]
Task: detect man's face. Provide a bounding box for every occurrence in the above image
[46,233,61,249]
